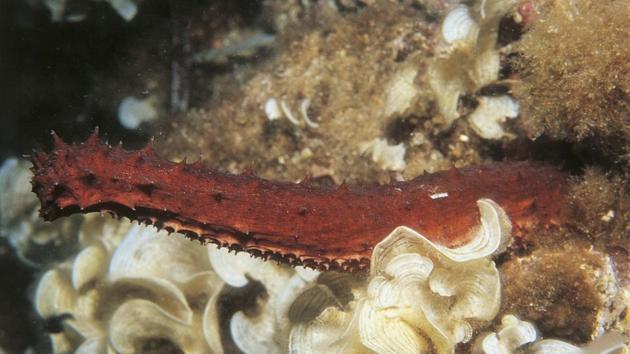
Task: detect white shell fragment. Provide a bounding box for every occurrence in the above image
[300,99,319,129]
[280,100,302,126]
[359,138,407,171]
[442,5,479,44]
[430,192,449,199]
[117,95,159,130]
[529,333,628,354]
[265,97,283,121]
[469,96,520,139]
[264,97,320,128]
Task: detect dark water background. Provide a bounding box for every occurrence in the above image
[0,1,258,351]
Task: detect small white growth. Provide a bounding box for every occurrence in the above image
[474,315,628,354]
[384,66,420,117]
[442,5,479,44]
[264,97,283,121]
[300,99,319,128]
[118,96,159,130]
[265,97,319,128]
[430,192,449,200]
[108,0,138,21]
[280,100,302,126]
[469,95,520,139]
[601,209,615,222]
[472,315,538,354]
[359,138,406,172]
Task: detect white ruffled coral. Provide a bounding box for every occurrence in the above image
[30,194,628,354]
[208,245,320,353]
[289,306,364,354]
[289,198,512,354]
[473,314,628,354]
[0,158,83,267]
[429,0,518,127]
[472,315,538,354]
[35,220,225,354]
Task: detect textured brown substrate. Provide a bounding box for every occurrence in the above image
[30,130,571,271]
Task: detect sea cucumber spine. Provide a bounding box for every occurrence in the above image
[30,129,570,272]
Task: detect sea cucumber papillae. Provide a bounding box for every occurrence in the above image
[30,129,571,271]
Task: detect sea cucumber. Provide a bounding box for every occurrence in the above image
[30,129,570,271]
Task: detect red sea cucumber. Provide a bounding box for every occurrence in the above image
[30,130,570,271]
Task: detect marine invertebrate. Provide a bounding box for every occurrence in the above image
[473,314,628,354]
[359,138,407,172]
[472,314,538,353]
[291,199,510,353]
[30,196,511,353]
[9,0,629,352]
[0,158,82,267]
[31,130,570,271]
[429,0,517,127]
[209,247,320,353]
[35,217,224,353]
[468,95,519,140]
[117,96,160,130]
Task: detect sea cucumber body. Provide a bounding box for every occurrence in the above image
[31,132,570,271]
